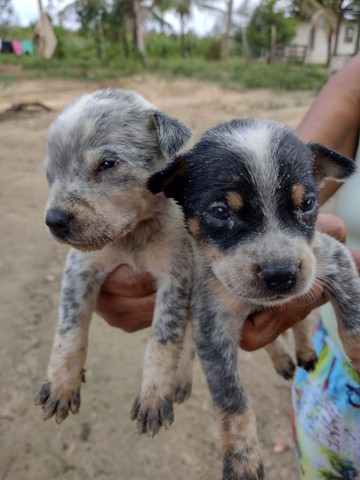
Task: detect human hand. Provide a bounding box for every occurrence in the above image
[96,264,156,332]
[97,215,360,339]
[240,213,360,351]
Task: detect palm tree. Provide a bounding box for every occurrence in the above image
[59,0,109,58]
[151,0,222,57]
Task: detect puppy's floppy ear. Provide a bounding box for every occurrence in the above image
[309,143,356,183]
[147,156,186,204]
[152,112,192,159]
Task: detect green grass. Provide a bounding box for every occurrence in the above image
[0,53,330,92]
[151,57,330,91]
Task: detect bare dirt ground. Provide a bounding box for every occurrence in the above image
[0,76,316,480]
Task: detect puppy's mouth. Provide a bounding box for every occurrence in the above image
[45,207,139,251]
[247,291,300,307]
[48,228,114,252]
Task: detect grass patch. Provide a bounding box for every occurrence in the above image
[152,57,329,91]
[0,53,330,92]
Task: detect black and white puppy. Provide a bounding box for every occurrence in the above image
[148,118,360,480]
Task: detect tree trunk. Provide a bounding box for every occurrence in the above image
[37,0,44,13]
[129,0,146,62]
[180,12,186,58]
[96,14,106,60]
[221,0,234,59]
[269,24,276,64]
[355,15,360,54]
[333,11,342,55]
[118,29,129,56]
[326,27,333,67]
[241,27,250,62]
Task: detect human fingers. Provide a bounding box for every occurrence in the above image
[99,264,156,297]
[348,247,360,273]
[96,291,155,332]
[240,280,326,351]
[316,213,346,243]
[316,214,359,271]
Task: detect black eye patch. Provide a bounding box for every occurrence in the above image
[204,201,234,229]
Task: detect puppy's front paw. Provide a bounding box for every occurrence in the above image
[130,392,174,437]
[174,381,192,404]
[274,354,296,380]
[34,370,85,424]
[338,326,360,375]
[297,350,318,372]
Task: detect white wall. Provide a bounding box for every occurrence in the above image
[291,21,358,64]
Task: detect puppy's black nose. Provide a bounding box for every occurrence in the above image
[259,263,300,294]
[46,210,73,237]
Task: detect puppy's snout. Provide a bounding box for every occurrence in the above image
[258,262,300,294]
[46,210,74,238]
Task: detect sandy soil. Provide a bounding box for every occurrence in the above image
[0,76,317,480]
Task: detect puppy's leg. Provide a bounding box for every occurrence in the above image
[315,232,360,373]
[265,339,296,380]
[131,257,192,437]
[193,289,264,480]
[292,319,317,372]
[174,321,195,404]
[35,249,104,423]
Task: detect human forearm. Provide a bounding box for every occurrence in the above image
[297,54,360,204]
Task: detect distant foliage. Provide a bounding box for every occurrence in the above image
[204,38,222,60]
[0,0,14,36]
[246,0,298,57]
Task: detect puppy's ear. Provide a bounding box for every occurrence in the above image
[147,156,186,204]
[309,143,356,183]
[152,112,192,159]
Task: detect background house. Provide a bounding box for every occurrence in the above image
[291,17,360,67]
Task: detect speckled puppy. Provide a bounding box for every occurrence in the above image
[148,118,360,479]
[34,89,195,432]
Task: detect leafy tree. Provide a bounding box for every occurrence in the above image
[247,0,298,57]
[0,0,14,36]
[103,0,130,55]
[60,0,109,58]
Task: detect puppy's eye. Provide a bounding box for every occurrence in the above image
[98,160,118,173]
[209,206,230,220]
[299,195,317,213]
[204,202,232,227]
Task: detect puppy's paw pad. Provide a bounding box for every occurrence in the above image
[34,381,81,423]
[275,356,296,380]
[131,395,174,437]
[174,382,192,404]
[297,352,318,372]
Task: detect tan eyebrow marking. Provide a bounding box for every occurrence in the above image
[226,191,243,211]
[292,183,305,207]
[187,218,200,237]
